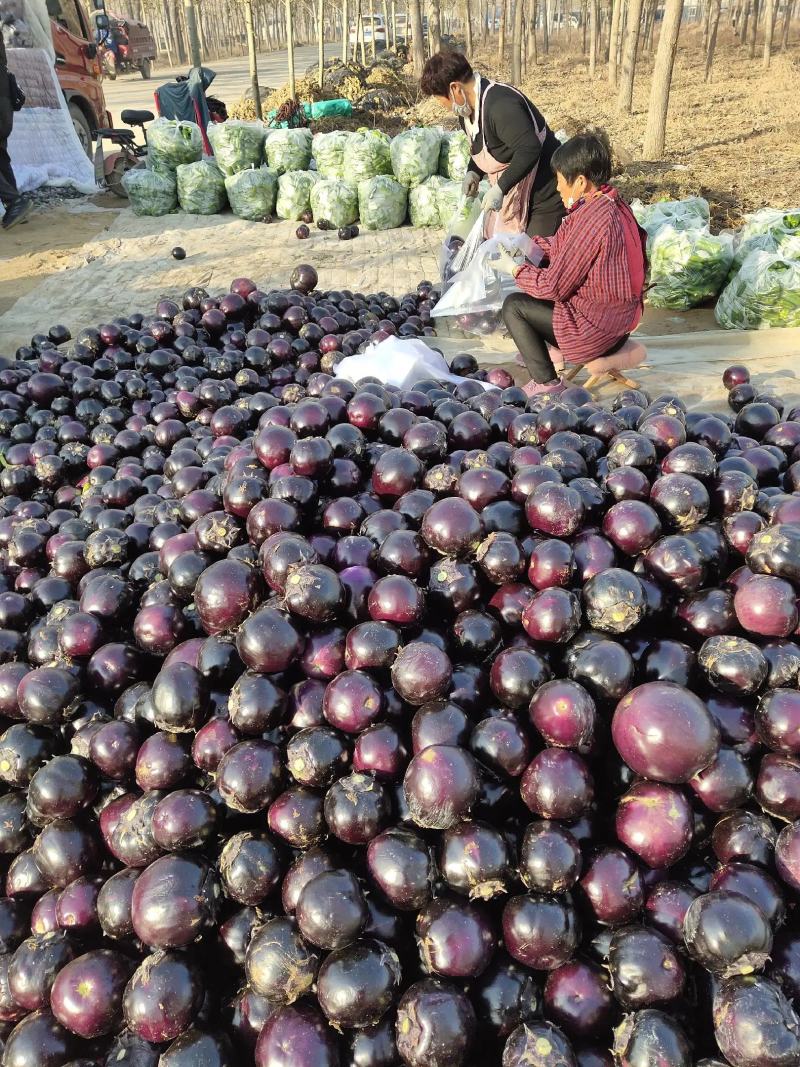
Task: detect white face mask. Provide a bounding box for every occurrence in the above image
[566,196,575,209]
[450,88,472,119]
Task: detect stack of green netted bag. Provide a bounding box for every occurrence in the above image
[439,130,471,181]
[647,226,735,310]
[176,160,227,215]
[310,179,359,228]
[266,128,313,175]
[728,207,800,276]
[715,250,800,329]
[390,127,441,188]
[409,176,446,227]
[207,121,267,177]
[358,175,407,230]
[225,168,278,221]
[343,129,393,184]
[312,132,353,180]
[147,119,203,178]
[276,171,318,220]
[122,168,177,217]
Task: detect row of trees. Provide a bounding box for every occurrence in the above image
[109,0,796,156]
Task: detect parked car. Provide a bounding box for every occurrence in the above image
[44,0,112,154]
[349,14,388,48]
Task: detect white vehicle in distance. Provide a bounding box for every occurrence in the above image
[349,14,388,48]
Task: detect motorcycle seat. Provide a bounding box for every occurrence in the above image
[121,109,155,126]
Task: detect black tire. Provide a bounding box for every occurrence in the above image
[68,103,93,158]
[140,57,152,79]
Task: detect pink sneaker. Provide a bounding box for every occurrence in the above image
[522,378,566,398]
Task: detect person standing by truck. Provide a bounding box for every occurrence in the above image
[0,33,31,230]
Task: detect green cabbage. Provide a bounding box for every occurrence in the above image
[310,179,359,228]
[647,226,734,310]
[409,175,445,227]
[265,128,313,175]
[358,175,408,230]
[312,131,353,179]
[390,127,441,188]
[122,167,177,216]
[276,170,318,220]
[343,129,393,184]
[716,250,800,330]
[207,121,267,176]
[439,130,471,180]
[176,160,227,215]
[148,119,203,176]
[224,168,278,221]
[779,233,800,260]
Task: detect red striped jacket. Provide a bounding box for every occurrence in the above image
[514,186,647,364]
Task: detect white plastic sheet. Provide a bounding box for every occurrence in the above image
[5,48,97,195]
[336,337,498,391]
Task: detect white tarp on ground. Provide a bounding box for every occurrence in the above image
[5,47,97,194]
[337,336,498,391]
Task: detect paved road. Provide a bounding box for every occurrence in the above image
[101,43,336,124]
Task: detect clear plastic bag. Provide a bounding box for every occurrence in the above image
[207,121,267,176]
[715,250,800,330]
[730,208,800,276]
[358,175,408,230]
[265,128,313,175]
[343,129,393,184]
[276,170,318,220]
[438,130,471,181]
[631,197,710,250]
[408,176,446,227]
[647,227,734,310]
[121,167,177,216]
[310,179,359,228]
[176,159,227,215]
[312,131,353,180]
[224,167,278,221]
[148,119,203,176]
[390,127,441,189]
[432,231,541,336]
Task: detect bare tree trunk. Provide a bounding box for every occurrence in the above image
[464,0,474,51]
[589,0,599,71]
[429,0,442,50]
[749,0,760,53]
[528,0,539,63]
[512,0,524,78]
[616,0,644,111]
[285,0,295,95]
[762,0,775,62]
[342,0,349,58]
[642,0,683,156]
[644,0,657,48]
[498,0,507,58]
[704,0,721,77]
[582,0,588,49]
[702,0,712,50]
[782,0,795,47]
[243,0,262,115]
[358,9,367,62]
[409,0,425,72]
[608,0,622,80]
[542,0,550,49]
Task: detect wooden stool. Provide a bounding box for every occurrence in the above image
[549,340,648,393]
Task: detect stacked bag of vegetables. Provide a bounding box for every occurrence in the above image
[206,121,266,176]
[439,130,471,181]
[343,129,393,183]
[715,251,800,329]
[312,131,353,180]
[311,179,359,228]
[123,118,204,216]
[176,159,228,215]
[728,207,800,276]
[224,169,277,221]
[390,127,441,188]
[631,197,733,311]
[358,175,408,230]
[408,175,447,227]
[266,128,313,175]
[647,227,735,310]
[277,171,318,220]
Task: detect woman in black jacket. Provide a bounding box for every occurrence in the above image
[420,50,564,239]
